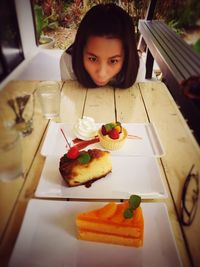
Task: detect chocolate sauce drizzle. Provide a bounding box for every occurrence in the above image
[72,137,100,150]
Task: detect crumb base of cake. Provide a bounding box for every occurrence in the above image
[67,170,111,188]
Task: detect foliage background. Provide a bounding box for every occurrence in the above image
[31,0,200,51]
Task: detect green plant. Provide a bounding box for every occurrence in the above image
[34,4,43,40]
[60,0,83,29]
[155,0,200,29]
[167,19,185,36]
[176,0,200,29]
[33,2,60,43]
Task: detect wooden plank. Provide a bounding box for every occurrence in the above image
[139,20,184,81]
[115,83,148,122]
[139,20,200,81]
[147,22,191,78]
[83,86,115,122]
[139,81,200,267]
[183,214,200,267]
[0,178,24,236]
[152,21,200,76]
[59,80,87,123]
[157,21,200,69]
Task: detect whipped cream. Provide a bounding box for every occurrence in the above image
[73,116,98,140]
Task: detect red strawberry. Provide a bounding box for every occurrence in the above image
[109,128,120,139]
[66,146,79,159]
[101,125,107,136]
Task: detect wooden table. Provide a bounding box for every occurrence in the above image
[0,80,199,267]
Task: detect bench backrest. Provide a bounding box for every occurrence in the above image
[139,20,200,83]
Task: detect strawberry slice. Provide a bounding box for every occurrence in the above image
[109,128,120,139]
[66,146,79,159]
[101,125,107,135]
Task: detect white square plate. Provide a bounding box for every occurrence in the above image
[41,122,164,157]
[9,200,182,267]
[35,155,167,199]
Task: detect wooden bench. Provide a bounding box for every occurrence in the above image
[138,19,200,144]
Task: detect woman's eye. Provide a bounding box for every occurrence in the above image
[88,56,97,62]
[109,59,118,65]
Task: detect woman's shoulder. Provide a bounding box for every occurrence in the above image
[60,51,72,64]
[60,49,76,80]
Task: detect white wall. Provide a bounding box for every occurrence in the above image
[15,0,38,59]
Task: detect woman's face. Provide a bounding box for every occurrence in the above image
[83,36,124,87]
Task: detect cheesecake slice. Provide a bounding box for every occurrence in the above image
[59,148,112,187]
[76,201,144,247]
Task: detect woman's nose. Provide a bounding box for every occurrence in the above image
[96,63,107,78]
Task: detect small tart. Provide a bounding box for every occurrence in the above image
[98,128,128,150]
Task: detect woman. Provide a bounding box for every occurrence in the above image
[60,3,139,89]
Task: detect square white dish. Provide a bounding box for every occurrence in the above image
[9,199,182,267]
[35,155,167,199]
[41,122,164,157]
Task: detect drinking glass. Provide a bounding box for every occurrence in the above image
[0,125,23,182]
[36,81,60,119]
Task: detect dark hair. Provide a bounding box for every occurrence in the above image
[71,3,139,89]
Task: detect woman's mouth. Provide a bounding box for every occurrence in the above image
[94,80,108,86]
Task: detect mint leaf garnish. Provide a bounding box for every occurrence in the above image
[129,195,141,210]
[124,208,134,218]
[105,123,115,132]
[123,194,141,219]
[77,151,91,164]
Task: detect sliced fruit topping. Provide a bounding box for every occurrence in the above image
[115,125,122,133]
[101,125,107,136]
[108,128,120,139]
[101,121,123,137]
[105,123,115,132]
[96,202,117,218]
[66,146,79,159]
[77,151,91,164]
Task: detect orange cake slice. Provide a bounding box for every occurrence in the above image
[76,201,144,247]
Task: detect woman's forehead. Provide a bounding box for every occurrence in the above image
[84,36,124,57]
